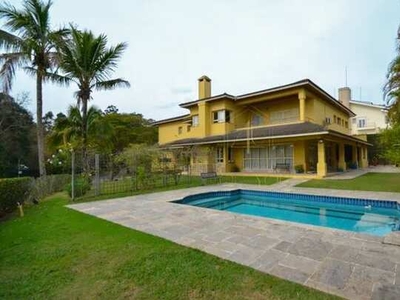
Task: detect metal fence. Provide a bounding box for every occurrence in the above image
[69,148,196,200]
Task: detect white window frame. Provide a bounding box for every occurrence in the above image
[358,118,366,128]
[192,115,199,127]
[215,147,224,163]
[213,110,230,123]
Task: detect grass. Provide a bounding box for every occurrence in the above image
[0,192,339,300]
[297,172,400,193]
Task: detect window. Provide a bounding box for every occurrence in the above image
[178,126,182,134]
[334,115,337,123]
[345,121,348,128]
[270,108,299,124]
[215,147,224,163]
[192,115,199,127]
[187,125,191,132]
[251,114,264,126]
[325,117,331,124]
[243,145,293,170]
[358,118,366,128]
[228,146,234,162]
[337,117,341,125]
[213,110,231,123]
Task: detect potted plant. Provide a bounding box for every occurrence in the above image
[294,164,304,174]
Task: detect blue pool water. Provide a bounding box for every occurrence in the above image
[176,190,400,236]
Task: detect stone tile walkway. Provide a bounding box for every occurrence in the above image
[68,183,400,300]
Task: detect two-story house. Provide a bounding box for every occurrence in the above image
[337,87,389,136]
[153,76,370,178]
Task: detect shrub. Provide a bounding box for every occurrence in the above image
[30,174,71,201]
[231,165,240,172]
[0,177,33,216]
[294,164,304,173]
[347,161,358,169]
[66,176,91,198]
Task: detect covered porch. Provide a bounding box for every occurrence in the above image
[186,135,369,178]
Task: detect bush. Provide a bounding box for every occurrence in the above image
[231,165,240,172]
[347,161,358,169]
[294,164,304,173]
[0,177,33,216]
[66,176,91,198]
[30,174,71,201]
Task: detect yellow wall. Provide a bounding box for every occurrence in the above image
[157,88,353,145]
[310,97,350,134]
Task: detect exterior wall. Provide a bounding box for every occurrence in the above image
[234,97,300,128]
[293,140,306,169]
[158,87,353,145]
[310,97,350,134]
[349,103,388,135]
[158,120,186,145]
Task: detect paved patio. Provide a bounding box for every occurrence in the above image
[69,182,400,300]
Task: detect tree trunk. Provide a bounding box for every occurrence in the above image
[81,97,88,172]
[36,71,46,177]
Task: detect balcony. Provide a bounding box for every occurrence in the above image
[357,122,376,130]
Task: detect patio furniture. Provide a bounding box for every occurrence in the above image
[200,172,221,185]
[274,163,291,173]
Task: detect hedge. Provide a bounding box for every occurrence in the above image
[31,174,71,201]
[0,175,72,216]
[0,177,33,216]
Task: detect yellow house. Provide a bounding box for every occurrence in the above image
[153,76,370,178]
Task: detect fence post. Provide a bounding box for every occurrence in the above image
[71,150,75,201]
[95,154,100,196]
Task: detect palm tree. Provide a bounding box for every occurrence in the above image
[48,105,113,153]
[0,0,69,176]
[54,27,130,166]
[384,25,400,124]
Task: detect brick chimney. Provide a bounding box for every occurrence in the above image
[338,87,351,108]
[198,75,211,99]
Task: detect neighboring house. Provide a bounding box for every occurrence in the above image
[153,76,369,178]
[337,87,389,135]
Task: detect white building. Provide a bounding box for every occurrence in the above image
[338,87,389,135]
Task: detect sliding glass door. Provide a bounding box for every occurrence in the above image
[243,145,293,171]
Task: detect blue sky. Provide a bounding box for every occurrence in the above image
[3,0,399,120]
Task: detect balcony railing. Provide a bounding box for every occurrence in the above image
[357,122,376,129]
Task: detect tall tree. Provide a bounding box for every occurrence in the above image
[384,25,400,125]
[54,27,130,166]
[0,93,37,177]
[47,105,113,153]
[0,0,68,176]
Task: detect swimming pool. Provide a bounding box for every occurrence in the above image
[175,190,400,236]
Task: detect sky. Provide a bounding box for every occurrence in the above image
[3,0,400,121]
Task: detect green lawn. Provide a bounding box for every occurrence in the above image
[297,172,400,193]
[0,193,338,300]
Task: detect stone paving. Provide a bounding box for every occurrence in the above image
[68,182,400,300]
